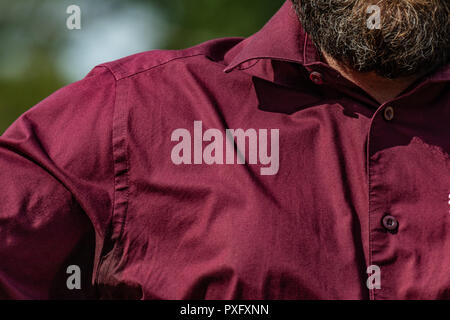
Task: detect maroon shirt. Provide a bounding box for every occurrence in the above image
[1,1,450,299]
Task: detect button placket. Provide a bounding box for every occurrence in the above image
[367,104,400,299]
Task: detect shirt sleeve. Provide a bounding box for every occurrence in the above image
[0,66,117,299]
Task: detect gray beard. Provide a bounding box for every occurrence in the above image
[292,0,450,78]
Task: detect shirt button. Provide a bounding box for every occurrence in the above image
[309,71,324,85]
[383,106,395,121]
[382,215,399,232]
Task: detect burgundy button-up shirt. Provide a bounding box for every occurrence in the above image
[1,1,450,299]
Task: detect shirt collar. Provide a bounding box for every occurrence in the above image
[223,1,321,73]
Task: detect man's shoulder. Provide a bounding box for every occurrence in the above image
[95,38,243,81]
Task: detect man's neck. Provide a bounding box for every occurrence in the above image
[322,52,419,104]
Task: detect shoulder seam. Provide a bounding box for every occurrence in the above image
[100,53,207,81]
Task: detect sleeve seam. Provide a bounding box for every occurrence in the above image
[93,66,130,287]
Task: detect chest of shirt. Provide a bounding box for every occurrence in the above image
[96,70,450,299]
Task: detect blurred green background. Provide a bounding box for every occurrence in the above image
[0,0,284,134]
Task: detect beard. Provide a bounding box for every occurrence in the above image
[292,0,450,79]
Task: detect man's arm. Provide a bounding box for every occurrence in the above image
[0,66,117,299]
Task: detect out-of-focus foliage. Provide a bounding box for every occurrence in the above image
[0,0,284,134]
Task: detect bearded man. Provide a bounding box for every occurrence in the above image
[0,1,449,299]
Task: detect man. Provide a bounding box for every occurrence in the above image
[0,0,448,299]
